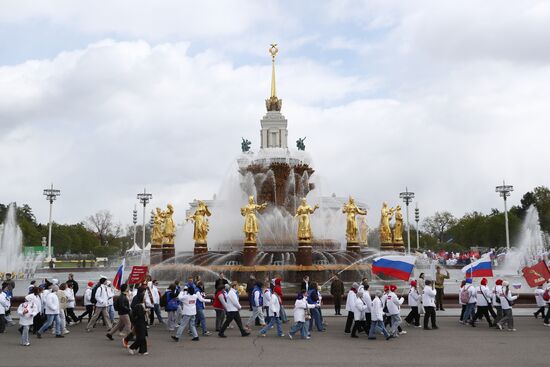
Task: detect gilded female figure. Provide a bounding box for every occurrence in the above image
[295,198,319,243]
[187,201,211,244]
[392,205,404,244]
[240,196,267,243]
[342,197,366,243]
[162,204,176,245]
[379,202,395,243]
[151,207,165,246]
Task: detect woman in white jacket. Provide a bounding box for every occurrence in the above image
[422,280,438,330]
[18,294,39,346]
[351,290,368,338]
[259,286,284,337]
[367,291,392,340]
[533,285,546,319]
[405,281,421,327]
[288,290,315,340]
[496,280,518,331]
[0,284,11,334]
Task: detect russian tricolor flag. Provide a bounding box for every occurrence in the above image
[461,256,493,278]
[113,259,125,290]
[372,255,416,281]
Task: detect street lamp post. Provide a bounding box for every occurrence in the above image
[399,187,415,254]
[43,184,61,262]
[415,203,420,250]
[495,181,513,250]
[137,188,152,265]
[132,205,138,248]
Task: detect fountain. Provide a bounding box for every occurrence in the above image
[0,203,42,276]
[498,205,549,276]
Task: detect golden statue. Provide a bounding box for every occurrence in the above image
[379,202,395,244]
[295,198,319,243]
[240,196,267,244]
[162,204,176,245]
[392,205,404,244]
[151,207,165,246]
[342,197,366,243]
[187,201,211,245]
[359,215,369,246]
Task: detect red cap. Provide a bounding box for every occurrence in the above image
[410,280,417,287]
[275,278,281,286]
[88,281,94,287]
[481,278,488,285]
[495,279,502,285]
[390,285,397,292]
[384,285,390,291]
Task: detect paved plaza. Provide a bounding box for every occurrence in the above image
[1,314,548,367]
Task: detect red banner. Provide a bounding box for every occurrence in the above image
[127,266,148,285]
[522,261,550,287]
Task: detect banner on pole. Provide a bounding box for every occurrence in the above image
[127,265,149,285]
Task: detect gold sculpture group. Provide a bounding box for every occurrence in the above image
[153,196,403,249]
[151,204,177,247]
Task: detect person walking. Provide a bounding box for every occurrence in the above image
[288,290,315,340]
[344,282,359,333]
[386,285,404,337]
[36,284,63,338]
[307,282,324,334]
[195,281,211,336]
[246,281,266,329]
[368,290,393,340]
[534,284,546,319]
[496,281,518,331]
[461,278,477,327]
[86,277,112,332]
[404,281,421,327]
[492,279,503,326]
[150,280,164,325]
[77,282,94,323]
[17,294,38,346]
[66,273,79,296]
[218,283,250,338]
[65,282,78,325]
[171,285,210,342]
[435,266,450,311]
[351,290,368,338]
[422,280,438,330]
[0,283,11,333]
[330,274,345,316]
[273,278,288,323]
[213,283,227,332]
[358,280,372,332]
[106,283,132,340]
[473,278,494,327]
[458,280,467,323]
[259,283,284,337]
[56,283,70,335]
[128,292,148,355]
[106,281,115,324]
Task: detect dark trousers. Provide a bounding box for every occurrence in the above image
[534,306,546,318]
[345,311,354,333]
[351,320,366,337]
[0,315,6,333]
[219,311,247,336]
[66,308,78,323]
[405,306,420,326]
[334,296,342,314]
[215,309,225,331]
[129,325,147,354]
[488,304,497,319]
[32,313,45,333]
[474,306,493,326]
[365,312,372,331]
[435,288,444,310]
[494,306,503,324]
[544,306,550,324]
[424,306,437,328]
[78,305,94,321]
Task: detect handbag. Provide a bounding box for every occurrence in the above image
[305,306,311,321]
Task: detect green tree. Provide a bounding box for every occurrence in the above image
[422,211,457,243]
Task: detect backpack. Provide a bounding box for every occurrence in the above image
[90,284,100,304]
[160,291,167,308]
[460,287,470,304]
[543,289,550,302]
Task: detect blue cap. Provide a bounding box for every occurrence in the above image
[465,278,472,284]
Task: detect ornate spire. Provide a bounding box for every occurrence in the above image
[266,43,282,111]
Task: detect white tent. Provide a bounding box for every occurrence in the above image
[126,243,142,254]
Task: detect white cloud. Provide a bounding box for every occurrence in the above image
[1,1,549,238]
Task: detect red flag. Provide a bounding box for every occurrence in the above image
[521,261,550,287]
[127,266,148,285]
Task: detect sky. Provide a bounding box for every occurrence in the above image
[1,0,549,230]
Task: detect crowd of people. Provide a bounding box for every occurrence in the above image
[1,269,549,355]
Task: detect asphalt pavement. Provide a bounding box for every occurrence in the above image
[0,313,549,367]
